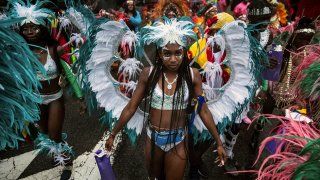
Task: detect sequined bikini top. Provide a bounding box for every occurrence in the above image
[149,67,194,110]
[36,47,59,81]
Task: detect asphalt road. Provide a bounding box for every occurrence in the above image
[0,95,106,179]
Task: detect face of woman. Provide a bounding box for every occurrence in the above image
[127,2,134,11]
[160,43,184,71]
[20,23,42,43]
[208,6,218,18]
[164,5,179,19]
[166,10,177,19]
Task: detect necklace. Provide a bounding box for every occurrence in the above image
[163,73,178,90]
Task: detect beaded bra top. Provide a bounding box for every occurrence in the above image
[149,67,193,110]
[36,47,59,81]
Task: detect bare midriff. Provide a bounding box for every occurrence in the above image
[149,108,187,132]
[39,76,61,95]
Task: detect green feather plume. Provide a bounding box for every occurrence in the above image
[292,138,320,180]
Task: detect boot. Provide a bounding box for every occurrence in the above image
[250,116,265,150]
[60,165,72,180]
[223,126,239,176]
[198,160,209,178]
[188,166,200,180]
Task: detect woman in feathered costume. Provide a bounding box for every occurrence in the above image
[268,17,315,115]
[7,0,74,167]
[104,17,226,179]
[250,16,316,164]
[239,28,320,180]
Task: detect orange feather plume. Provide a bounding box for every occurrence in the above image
[153,0,191,19]
[277,2,288,27]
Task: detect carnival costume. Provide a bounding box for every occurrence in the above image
[5,0,85,165]
[188,14,268,171]
[252,17,316,126]
[0,18,44,150]
[247,0,278,151]
[68,6,267,154]
[245,15,320,180]
[188,12,235,69]
[272,27,316,108]
[292,45,320,126]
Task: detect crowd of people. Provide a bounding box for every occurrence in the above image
[0,0,319,180]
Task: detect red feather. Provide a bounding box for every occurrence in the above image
[206,16,218,27]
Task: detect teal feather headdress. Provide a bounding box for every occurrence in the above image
[140,16,198,48]
[7,0,55,26]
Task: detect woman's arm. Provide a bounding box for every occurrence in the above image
[129,11,141,26]
[105,67,149,150]
[192,68,226,162]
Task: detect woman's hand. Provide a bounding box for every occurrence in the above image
[267,57,278,69]
[98,9,115,19]
[105,134,115,151]
[217,145,227,166]
[99,9,107,17]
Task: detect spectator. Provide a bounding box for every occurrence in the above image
[124,0,141,32]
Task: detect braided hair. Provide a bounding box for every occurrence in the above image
[144,46,194,173]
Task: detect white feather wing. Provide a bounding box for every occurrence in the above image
[87,21,144,136]
[194,21,255,132]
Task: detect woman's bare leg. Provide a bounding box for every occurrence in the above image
[145,137,165,179]
[47,97,65,143]
[38,104,49,133]
[164,141,187,180]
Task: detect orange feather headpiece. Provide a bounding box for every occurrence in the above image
[153,0,191,19]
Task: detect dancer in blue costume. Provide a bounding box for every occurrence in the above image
[105,17,226,179]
